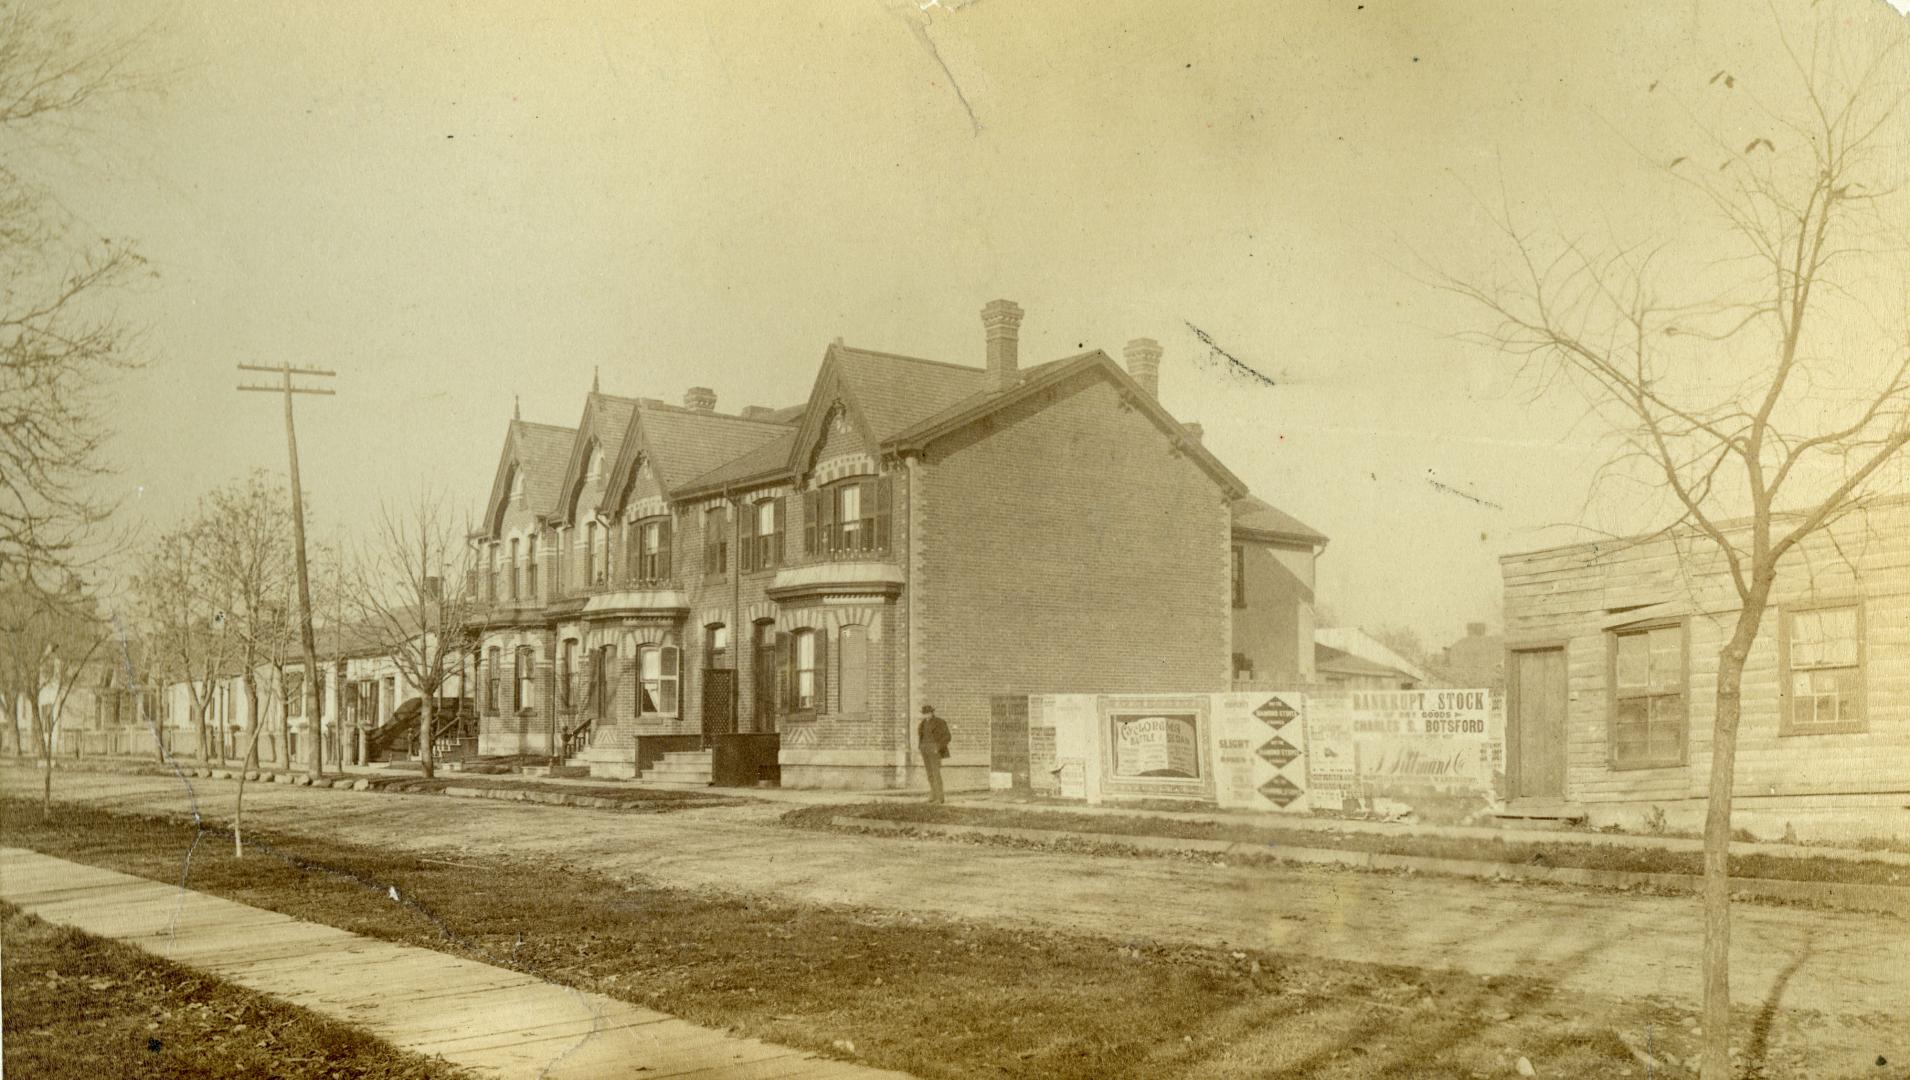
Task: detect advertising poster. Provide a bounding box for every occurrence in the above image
[1210,692,1309,813]
[1315,689,1496,801]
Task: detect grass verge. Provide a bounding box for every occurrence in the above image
[1,795,1867,1079]
[1,903,468,1080]
[786,803,1908,889]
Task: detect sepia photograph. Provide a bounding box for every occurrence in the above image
[2,1,1908,1077]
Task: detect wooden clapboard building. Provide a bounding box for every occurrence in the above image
[1501,495,1910,841]
[468,300,1324,791]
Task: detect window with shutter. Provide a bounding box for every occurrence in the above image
[874,476,891,551]
[777,631,793,713]
[792,630,816,710]
[814,629,829,713]
[773,496,786,566]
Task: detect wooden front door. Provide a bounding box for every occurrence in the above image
[1511,647,1568,801]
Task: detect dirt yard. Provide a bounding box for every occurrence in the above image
[4,765,1904,1075]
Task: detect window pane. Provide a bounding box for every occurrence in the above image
[1819,608,1858,667]
[840,485,860,521]
[757,502,774,535]
[641,648,661,680]
[1615,633,1648,690]
[1648,628,1682,692]
[1648,694,1684,761]
[796,631,815,670]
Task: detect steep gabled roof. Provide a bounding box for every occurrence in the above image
[481,420,577,537]
[883,350,1249,498]
[675,430,800,496]
[552,393,640,524]
[600,400,797,510]
[830,346,996,443]
[639,402,797,491]
[1232,495,1328,547]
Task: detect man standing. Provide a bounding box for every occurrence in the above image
[917,703,950,804]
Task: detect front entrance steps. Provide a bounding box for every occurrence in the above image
[640,749,713,788]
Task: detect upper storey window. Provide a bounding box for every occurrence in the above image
[636,518,671,583]
[805,476,892,555]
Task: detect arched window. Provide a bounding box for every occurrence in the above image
[509,538,521,600]
[742,498,784,571]
[637,644,679,717]
[589,643,617,719]
[779,628,826,713]
[513,647,535,712]
[704,504,729,575]
[560,639,578,709]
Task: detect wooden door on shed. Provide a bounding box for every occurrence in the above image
[1511,647,1568,801]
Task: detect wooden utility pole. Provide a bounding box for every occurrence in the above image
[238,362,335,780]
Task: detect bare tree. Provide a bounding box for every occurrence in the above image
[131,516,235,763]
[0,4,162,590]
[0,574,110,819]
[347,490,478,781]
[1438,19,1909,1079]
[199,471,300,772]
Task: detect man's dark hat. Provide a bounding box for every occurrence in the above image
[920,704,935,714]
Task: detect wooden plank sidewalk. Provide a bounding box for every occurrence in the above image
[0,848,912,1080]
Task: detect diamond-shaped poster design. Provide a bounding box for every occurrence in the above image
[1253,696,1299,732]
[1256,735,1300,770]
[1258,773,1304,808]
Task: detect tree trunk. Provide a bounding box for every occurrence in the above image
[1700,600,1766,1080]
[242,673,261,771]
[279,687,293,770]
[39,723,53,821]
[232,721,268,859]
[419,690,436,780]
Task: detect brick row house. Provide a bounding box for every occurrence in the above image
[468,300,1325,790]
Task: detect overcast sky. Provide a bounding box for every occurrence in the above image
[41,0,1910,647]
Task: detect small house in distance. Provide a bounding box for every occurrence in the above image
[1500,495,1909,842]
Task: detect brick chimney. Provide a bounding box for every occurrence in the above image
[1124,338,1162,397]
[684,387,716,412]
[981,299,1024,391]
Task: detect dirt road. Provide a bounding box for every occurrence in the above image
[5,766,1904,1029]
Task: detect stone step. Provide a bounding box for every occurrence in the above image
[636,775,711,789]
[645,756,714,776]
[658,750,713,763]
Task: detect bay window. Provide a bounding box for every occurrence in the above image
[804,476,892,555]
